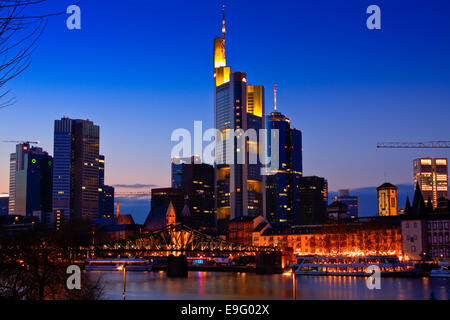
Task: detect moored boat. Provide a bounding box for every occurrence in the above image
[429,262,450,278]
[288,255,417,277]
[85,257,152,271]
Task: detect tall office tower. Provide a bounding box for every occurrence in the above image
[295,176,328,225]
[377,182,398,216]
[8,143,53,220]
[8,153,17,214]
[213,7,264,224]
[98,155,115,219]
[332,189,360,218]
[413,158,448,208]
[265,86,303,225]
[52,118,100,227]
[171,155,201,189]
[8,143,30,214]
[170,155,215,228]
[98,155,105,187]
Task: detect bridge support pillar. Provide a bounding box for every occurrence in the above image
[166,254,188,278]
[255,252,283,274]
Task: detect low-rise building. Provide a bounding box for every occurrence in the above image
[255,217,402,257]
[401,184,450,261]
[228,215,270,245]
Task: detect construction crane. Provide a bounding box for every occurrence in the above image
[1,140,40,145]
[376,141,450,149]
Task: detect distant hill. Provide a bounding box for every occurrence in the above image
[329,184,415,217]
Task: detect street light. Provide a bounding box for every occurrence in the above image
[118,264,127,300]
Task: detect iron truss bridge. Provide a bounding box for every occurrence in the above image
[89,223,278,254]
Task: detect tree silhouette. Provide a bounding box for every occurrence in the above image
[0,0,63,108]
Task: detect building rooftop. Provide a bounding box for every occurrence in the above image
[377,182,397,190]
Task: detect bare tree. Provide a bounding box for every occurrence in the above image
[0,0,63,108]
[0,225,104,300]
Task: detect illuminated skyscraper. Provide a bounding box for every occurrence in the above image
[98,155,115,219]
[52,118,100,227]
[8,143,52,220]
[170,155,215,229]
[8,143,30,214]
[265,86,303,225]
[413,158,448,208]
[377,182,398,216]
[213,6,264,224]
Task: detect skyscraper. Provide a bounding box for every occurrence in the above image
[52,118,100,227]
[170,155,215,229]
[413,158,448,208]
[98,155,115,219]
[8,143,30,215]
[265,86,303,225]
[295,176,328,225]
[377,182,398,216]
[8,143,52,220]
[214,7,265,224]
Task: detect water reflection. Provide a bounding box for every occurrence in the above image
[86,271,450,300]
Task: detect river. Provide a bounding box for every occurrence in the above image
[86,271,450,300]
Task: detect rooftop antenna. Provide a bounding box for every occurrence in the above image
[274,84,277,112]
[222,5,226,39]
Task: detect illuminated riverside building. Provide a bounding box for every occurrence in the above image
[8,143,52,221]
[254,217,402,258]
[213,7,264,224]
[402,188,450,261]
[52,118,100,228]
[265,85,302,225]
[377,182,398,216]
[414,158,448,208]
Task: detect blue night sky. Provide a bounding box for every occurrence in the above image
[1,0,450,205]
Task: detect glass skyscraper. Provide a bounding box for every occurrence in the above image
[213,9,264,224]
[98,154,115,219]
[8,143,52,220]
[265,89,303,225]
[413,158,448,208]
[52,118,100,228]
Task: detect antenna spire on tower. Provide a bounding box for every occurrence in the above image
[274,84,277,112]
[222,5,226,38]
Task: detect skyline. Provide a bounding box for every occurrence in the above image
[1,0,450,195]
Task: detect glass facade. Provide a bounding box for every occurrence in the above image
[414,158,449,208]
[265,111,303,225]
[10,145,52,220]
[295,176,328,225]
[53,118,100,227]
